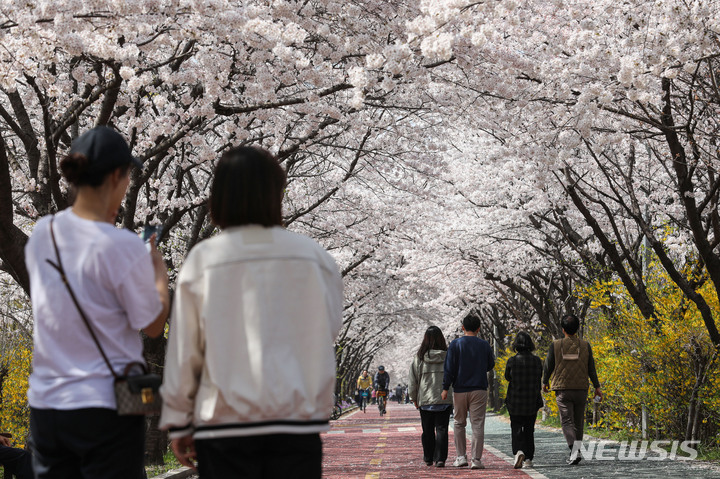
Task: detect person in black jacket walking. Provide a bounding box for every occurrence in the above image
[504,332,544,469]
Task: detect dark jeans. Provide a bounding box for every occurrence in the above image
[29,407,145,479]
[0,445,33,479]
[510,414,537,460]
[195,433,322,479]
[419,408,452,464]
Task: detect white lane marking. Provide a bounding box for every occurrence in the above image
[484,444,549,479]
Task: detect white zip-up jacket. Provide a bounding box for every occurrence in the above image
[160,225,343,439]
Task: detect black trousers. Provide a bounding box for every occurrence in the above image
[29,408,145,479]
[510,414,537,460]
[419,408,452,464]
[195,433,322,479]
[0,445,33,479]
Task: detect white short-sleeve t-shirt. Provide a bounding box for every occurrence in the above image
[25,208,162,410]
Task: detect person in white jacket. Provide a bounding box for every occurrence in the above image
[160,146,343,479]
[408,326,453,468]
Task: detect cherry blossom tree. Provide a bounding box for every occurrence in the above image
[401,0,720,343]
[0,0,447,461]
[4,0,720,457]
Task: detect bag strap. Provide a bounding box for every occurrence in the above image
[45,216,119,379]
[416,358,424,404]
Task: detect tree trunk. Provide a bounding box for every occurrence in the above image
[685,394,698,442]
[660,77,720,346]
[0,137,30,294]
[144,414,167,466]
[143,335,168,465]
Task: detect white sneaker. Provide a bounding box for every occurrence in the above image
[523,459,533,468]
[567,450,582,465]
[514,450,525,469]
[452,456,468,467]
[470,460,485,469]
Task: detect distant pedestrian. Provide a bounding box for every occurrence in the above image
[442,316,495,469]
[395,384,404,404]
[408,326,453,468]
[160,146,343,479]
[543,314,602,465]
[504,332,543,469]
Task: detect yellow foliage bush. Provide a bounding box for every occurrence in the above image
[578,264,720,443]
[494,346,510,407]
[0,342,32,445]
[496,259,720,447]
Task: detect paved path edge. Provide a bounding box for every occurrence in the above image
[148,466,194,479]
[484,444,549,479]
[490,411,720,474]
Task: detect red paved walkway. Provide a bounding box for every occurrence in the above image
[322,402,536,478]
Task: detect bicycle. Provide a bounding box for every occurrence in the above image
[331,403,342,420]
[359,388,370,413]
[376,389,387,416]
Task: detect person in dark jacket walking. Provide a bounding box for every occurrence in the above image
[504,332,543,469]
[409,326,453,468]
[395,384,404,404]
[0,434,33,479]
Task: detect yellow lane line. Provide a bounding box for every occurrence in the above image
[367,422,391,475]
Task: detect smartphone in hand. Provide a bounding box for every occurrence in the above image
[141,224,163,250]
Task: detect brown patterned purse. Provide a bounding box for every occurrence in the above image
[46,216,162,416]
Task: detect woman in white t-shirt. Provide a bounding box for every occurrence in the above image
[24,126,170,479]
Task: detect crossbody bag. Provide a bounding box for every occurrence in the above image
[45,216,162,416]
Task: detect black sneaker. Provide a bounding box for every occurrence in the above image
[436,461,445,468]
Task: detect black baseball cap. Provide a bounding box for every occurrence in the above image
[378,365,385,371]
[70,126,143,174]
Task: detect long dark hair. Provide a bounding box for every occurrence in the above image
[416,326,447,360]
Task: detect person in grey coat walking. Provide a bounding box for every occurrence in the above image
[408,326,453,468]
[504,331,544,469]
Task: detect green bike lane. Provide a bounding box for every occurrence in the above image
[322,402,720,478]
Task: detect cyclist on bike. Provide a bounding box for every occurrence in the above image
[357,370,373,413]
[374,365,390,415]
